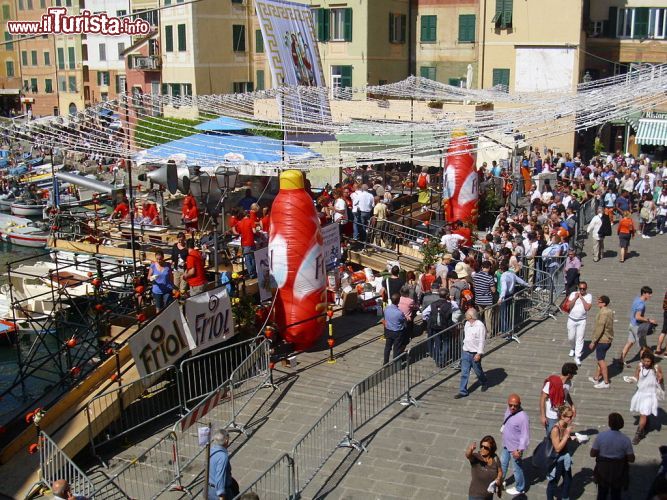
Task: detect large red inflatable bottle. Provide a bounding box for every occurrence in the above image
[442,132,479,225]
[269,170,326,351]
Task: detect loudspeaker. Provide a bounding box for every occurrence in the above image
[146,163,187,195]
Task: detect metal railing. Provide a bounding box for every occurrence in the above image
[37,432,96,499]
[236,454,296,500]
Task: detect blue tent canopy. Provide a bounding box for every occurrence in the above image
[136,133,317,165]
[194,116,255,132]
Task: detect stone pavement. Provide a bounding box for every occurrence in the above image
[82,227,666,499]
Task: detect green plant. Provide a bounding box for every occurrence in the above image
[427,100,444,109]
[231,295,257,333]
[420,237,443,271]
[593,137,604,156]
[134,116,204,148]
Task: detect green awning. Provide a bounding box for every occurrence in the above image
[336,131,438,154]
[635,118,667,146]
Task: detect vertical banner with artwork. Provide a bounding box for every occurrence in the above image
[255,0,332,129]
[320,223,341,270]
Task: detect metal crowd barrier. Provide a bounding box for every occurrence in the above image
[37,432,96,499]
[235,454,296,500]
[180,337,261,411]
[85,365,181,462]
[93,431,180,500]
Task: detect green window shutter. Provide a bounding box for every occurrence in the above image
[388,13,394,43]
[45,78,52,93]
[177,24,186,51]
[421,15,437,42]
[21,51,27,66]
[458,15,475,43]
[317,8,330,42]
[44,51,50,65]
[57,48,64,69]
[255,29,264,53]
[400,14,406,42]
[343,8,352,42]
[97,71,101,86]
[31,50,37,65]
[493,0,503,24]
[340,65,352,88]
[115,75,120,93]
[161,83,168,95]
[633,7,649,39]
[605,7,617,38]
[256,69,265,91]
[4,32,12,50]
[5,61,13,77]
[492,68,510,90]
[503,0,513,27]
[2,5,9,19]
[165,25,173,52]
[68,47,75,69]
[420,67,435,80]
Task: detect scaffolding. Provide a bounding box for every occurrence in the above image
[0,249,141,450]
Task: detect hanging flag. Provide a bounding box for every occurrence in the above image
[255,0,332,131]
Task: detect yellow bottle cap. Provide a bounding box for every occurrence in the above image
[280,170,304,190]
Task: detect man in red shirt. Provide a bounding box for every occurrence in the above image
[110,196,130,221]
[233,212,258,279]
[184,239,208,295]
[182,194,199,231]
[452,220,473,249]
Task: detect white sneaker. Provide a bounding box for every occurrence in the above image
[642,234,650,239]
[568,349,575,357]
[505,486,523,496]
[594,381,610,389]
[575,357,582,366]
[660,231,664,235]
[588,376,599,384]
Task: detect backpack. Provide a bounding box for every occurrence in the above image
[417,173,428,190]
[428,299,452,331]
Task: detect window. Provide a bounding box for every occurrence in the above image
[420,15,437,42]
[45,78,52,93]
[170,83,180,97]
[4,32,12,51]
[40,0,46,7]
[43,51,50,66]
[68,76,76,92]
[449,78,464,87]
[493,0,513,29]
[313,8,329,41]
[31,50,37,65]
[116,9,127,17]
[101,92,108,101]
[30,78,37,92]
[23,79,28,91]
[648,8,666,39]
[18,0,23,10]
[256,69,265,90]
[117,43,125,58]
[164,0,170,4]
[492,68,510,91]
[65,0,71,6]
[458,14,475,43]
[233,82,253,93]
[27,0,32,8]
[116,75,126,93]
[2,5,9,19]
[420,66,436,81]
[232,25,246,52]
[81,44,87,61]
[255,29,264,53]
[165,25,173,52]
[58,76,66,92]
[331,65,352,99]
[57,47,64,69]
[68,46,75,68]
[177,24,186,51]
[21,51,27,66]
[389,13,406,43]
[330,8,352,41]
[133,9,158,27]
[5,61,13,77]
[97,71,110,86]
[99,43,106,61]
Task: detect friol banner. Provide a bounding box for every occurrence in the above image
[129,301,195,378]
[183,286,236,355]
[255,0,331,128]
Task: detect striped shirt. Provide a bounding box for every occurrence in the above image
[472,271,495,306]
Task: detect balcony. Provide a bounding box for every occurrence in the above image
[131,55,161,71]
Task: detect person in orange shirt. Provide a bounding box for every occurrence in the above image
[233,212,258,279]
[110,196,130,221]
[617,211,635,263]
[183,239,207,295]
[182,193,199,231]
[261,207,270,233]
[452,220,473,249]
[142,199,161,225]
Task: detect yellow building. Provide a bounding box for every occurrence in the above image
[0,0,21,114]
[415,0,479,87]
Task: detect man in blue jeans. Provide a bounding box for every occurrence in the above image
[455,308,488,398]
[500,393,530,496]
[383,293,407,365]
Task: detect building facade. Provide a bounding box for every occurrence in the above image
[415,0,479,87]
[0,0,21,115]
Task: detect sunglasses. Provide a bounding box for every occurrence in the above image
[579,288,587,291]
[480,444,492,451]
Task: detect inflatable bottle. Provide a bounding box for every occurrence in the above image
[268,170,326,351]
[442,132,479,225]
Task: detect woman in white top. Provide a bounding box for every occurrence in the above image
[657,187,667,235]
[630,350,664,444]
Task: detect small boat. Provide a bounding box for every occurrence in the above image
[0,192,17,211]
[0,319,17,346]
[2,225,49,247]
[10,200,45,217]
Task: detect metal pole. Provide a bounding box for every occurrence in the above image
[126,158,138,275]
[202,422,212,500]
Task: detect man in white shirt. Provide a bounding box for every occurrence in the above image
[587,207,604,261]
[352,184,375,242]
[455,308,489,398]
[564,281,593,365]
[440,230,466,253]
